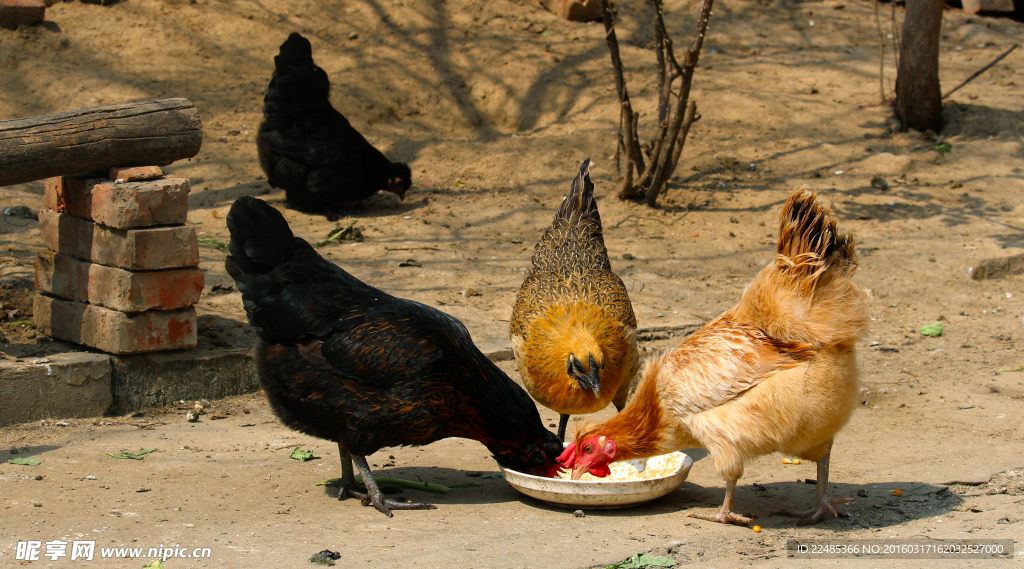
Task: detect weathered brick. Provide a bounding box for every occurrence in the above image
[39,208,199,270]
[35,250,204,312]
[43,175,189,228]
[34,294,197,354]
[109,166,164,182]
[0,352,113,427]
[0,0,45,30]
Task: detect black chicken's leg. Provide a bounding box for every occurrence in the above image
[556,414,570,442]
[350,455,436,517]
[328,443,401,501]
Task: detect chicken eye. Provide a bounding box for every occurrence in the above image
[583,444,593,453]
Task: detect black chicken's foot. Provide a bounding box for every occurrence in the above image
[556,414,570,443]
[772,495,853,526]
[350,455,436,517]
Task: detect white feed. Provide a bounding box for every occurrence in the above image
[558,453,684,482]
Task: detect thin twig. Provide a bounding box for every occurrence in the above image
[891,3,901,70]
[599,0,645,178]
[874,0,887,103]
[665,100,699,185]
[942,44,1019,99]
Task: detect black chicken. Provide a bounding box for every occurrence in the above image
[225,197,564,517]
[256,33,411,221]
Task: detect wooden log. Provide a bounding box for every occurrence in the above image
[0,98,202,187]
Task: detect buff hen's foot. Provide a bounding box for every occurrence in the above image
[771,449,852,526]
[686,479,753,526]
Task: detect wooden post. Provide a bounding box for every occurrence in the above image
[895,0,944,132]
[0,98,202,187]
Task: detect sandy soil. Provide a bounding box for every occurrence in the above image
[1,0,1023,566]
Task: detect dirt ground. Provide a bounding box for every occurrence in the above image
[1,0,1024,566]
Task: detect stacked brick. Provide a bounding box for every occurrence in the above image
[33,166,203,354]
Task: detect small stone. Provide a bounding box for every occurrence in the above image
[857,489,868,498]
[870,176,888,190]
[186,410,199,423]
[348,32,359,40]
[3,205,35,219]
[9,446,18,455]
[622,253,635,260]
[573,510,585,518]
[462,288,481,297]
[33,502,42,507]
[33,475,42,480]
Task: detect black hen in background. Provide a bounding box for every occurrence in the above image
[225,197,564,517]
[257,33,411,220]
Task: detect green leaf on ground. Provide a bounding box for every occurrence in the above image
[933,142,953,155]
[106,449,156,460]
[919,322,943,337]
[317,477,450,493]
[289,447,319,461]
[197,236,229,251]
[142,560,164,569]
[315,221,359,247]
[605,553,676,569]
[8,457,40,466]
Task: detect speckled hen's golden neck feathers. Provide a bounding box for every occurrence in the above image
[515,302,635,414]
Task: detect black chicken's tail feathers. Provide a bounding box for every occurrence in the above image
[225,197,297,278]
[274,33,315,74]
[554,158,601,227]
[777,186,857,281]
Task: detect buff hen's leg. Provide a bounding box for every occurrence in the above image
[772,448,852,525]
[686,479,753,525]
[557,414,570,442]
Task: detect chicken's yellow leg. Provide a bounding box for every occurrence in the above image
[687,478,753,525]
[772,448,852,525]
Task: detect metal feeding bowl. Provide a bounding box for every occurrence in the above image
[501,451,693,509]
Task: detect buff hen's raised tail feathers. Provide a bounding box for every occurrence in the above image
[564,187,869,526]
[510,159,639,441]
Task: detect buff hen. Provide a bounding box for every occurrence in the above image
[561,187,869,526]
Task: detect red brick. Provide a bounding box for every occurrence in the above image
[39,208,199,270]
[35,250,204,312]
[34,294,197,354]
[43,175,189,229]
[0,0,44,30]
[109,166,164,183]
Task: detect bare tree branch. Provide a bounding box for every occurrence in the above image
[646,0,713,206]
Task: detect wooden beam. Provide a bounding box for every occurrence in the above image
[0,98,202,187]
